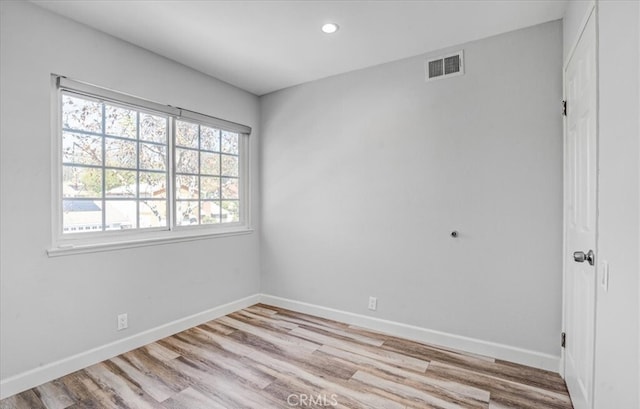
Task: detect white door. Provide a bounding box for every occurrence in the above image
[564,8,597,409]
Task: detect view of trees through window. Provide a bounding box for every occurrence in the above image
[60,91,241,235]
[174,120,240,226]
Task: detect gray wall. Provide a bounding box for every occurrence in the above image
[593,1,639,407]
[0,1,261,380]
[260,21,563,356]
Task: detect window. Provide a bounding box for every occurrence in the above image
[61,93,170,233]
[52,76,251,252]
[174,120,241,226]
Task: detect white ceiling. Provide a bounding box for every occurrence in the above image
[32,0,567,96]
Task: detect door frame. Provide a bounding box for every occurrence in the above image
[561,0,598,392]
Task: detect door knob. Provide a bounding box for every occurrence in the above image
[573,250,595,266]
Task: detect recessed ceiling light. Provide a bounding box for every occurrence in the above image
[321,23,339,34]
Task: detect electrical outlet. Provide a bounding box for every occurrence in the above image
[117,313,128,331]
[368,296,377,311]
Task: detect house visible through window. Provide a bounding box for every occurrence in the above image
[55,77,250,244]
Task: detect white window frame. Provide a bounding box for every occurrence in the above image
[49,76,252,256]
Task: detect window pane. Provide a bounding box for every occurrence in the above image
[176,148,199,174]
[140,172,166,198]
[221,131,238,154]
[63,166,102,198]
[62,132,102,166]
[62,94,102,133]
[201,201,221,225]
[105,137,137,169]
[63,199,103,233]
[105,105,137,139]
[221,200,240,223]
[201,152,220,175]
[221,178,238,199]
[176,201,199,226]
[105,200,137,230]
[201,126,220,151]
[140,113,167,143]
[221,154,238,177]
[105,169,136,198]
[140,143,166,171]
[176,175,198,199]
[201,176,220,199]
[176,121,198,148]
[140,200,167,228]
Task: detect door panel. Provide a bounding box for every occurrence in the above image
[564,8,597,409]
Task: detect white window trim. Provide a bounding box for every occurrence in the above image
[48,75,253,257]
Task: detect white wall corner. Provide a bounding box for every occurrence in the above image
[0,294,261,400]
[259,294,561,373]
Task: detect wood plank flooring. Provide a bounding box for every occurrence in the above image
[0,304,573,409]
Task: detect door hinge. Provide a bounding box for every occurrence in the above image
[562,100,567,116]
[561,332,566,348]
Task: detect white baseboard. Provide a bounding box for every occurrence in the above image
[0,294,260,400]
[1,292,561,400]
[259,294,561,373]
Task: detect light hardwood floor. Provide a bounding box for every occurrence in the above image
[0,304,573,409]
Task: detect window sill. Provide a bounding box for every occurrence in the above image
[47,227,254,257]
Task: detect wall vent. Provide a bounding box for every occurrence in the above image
[425,50,464,82]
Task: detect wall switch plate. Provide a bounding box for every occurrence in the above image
[117,313,128,331]
[368,296,377,311]
[600,261,609,292]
